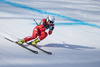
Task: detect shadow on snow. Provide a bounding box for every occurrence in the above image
[38,43,96,50]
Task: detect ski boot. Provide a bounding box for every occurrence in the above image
[31,38,40,45]
[17,39,25,45]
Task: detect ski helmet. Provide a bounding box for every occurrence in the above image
[47,15,55,24]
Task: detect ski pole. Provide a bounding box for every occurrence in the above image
[33,19,39,26]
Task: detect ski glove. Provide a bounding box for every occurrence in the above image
[49,26,54,31]
[45,24,50,29]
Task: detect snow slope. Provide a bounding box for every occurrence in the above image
[0,0,100,67]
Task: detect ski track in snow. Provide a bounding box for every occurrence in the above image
[0,0,100,67]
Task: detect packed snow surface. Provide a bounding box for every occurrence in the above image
[0,0,100,67]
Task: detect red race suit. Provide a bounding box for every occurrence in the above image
[24,19,54,42]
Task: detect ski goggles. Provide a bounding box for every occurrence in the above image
[48,20,54,24]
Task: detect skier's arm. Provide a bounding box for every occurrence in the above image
[39,19,46,31]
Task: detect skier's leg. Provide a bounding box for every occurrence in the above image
[24,30,38,42]
[17,27,39,44]
[39,32,48,40]
[24,27,39,42]
[31,31,47,45]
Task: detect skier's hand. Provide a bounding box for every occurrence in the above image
[49,26,54,31]
[45,24,50,29]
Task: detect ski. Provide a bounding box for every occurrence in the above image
[27,42,52,55]
[4,37,38,54]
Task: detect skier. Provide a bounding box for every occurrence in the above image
[17,15,55,45]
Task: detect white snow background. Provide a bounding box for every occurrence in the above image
[0,0,100,67]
